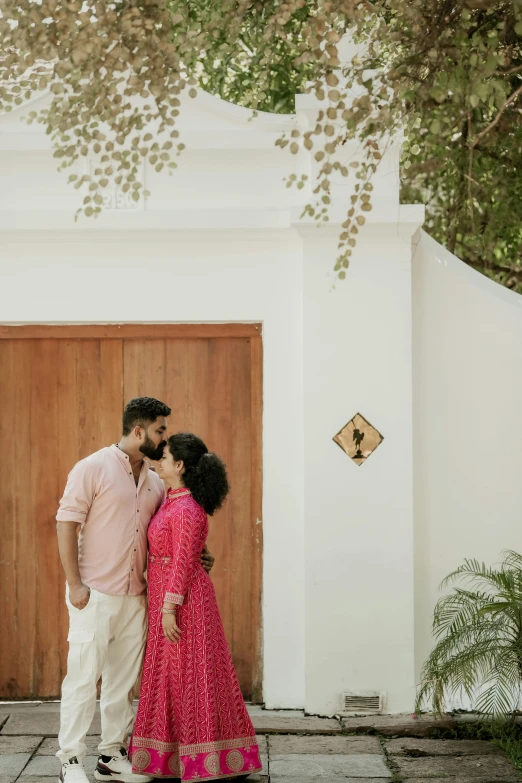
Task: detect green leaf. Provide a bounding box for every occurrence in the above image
[430,87,447,103]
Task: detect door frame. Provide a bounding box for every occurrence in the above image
[0,322,264,702]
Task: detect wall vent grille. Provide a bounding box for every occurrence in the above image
[341,691,385,715]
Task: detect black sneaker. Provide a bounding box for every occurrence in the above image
[94,747,153,781]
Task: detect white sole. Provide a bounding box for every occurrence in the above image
[94,771,153,783]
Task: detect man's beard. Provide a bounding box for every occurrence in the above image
[140,436,167,461]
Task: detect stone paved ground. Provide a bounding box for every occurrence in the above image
[0,703,520,782]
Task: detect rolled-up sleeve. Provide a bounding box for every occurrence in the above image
[56,459,97,525]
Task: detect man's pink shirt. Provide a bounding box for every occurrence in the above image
[56,445,165,595]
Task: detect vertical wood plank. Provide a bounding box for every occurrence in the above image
[250,335,264,703]
[77,341,102,460]
[123,340,167,403]
[0,340,14,696]
[165,339,210,437]
[32,339,60,697]
[227,338,253,698]
[100,341,124,446]
[57,339,80,695]
[0,341,35,697]
[206,338,236,681]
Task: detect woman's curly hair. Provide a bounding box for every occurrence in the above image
[168,432,229,515]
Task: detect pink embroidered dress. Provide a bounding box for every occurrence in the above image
[130,488,261,781]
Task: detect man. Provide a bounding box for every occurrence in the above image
[56,397,215,783]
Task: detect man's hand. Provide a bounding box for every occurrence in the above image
[69,583,91,610]
[200,545,215,574]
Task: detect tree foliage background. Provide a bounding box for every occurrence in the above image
[1,0,521,291]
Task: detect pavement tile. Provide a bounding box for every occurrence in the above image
[21,755,98,776]
[251,714,341,735]
[37,736,101,755]
[402,780,519,783]
[271,780,390,783]
[341,713,456,737]
[394,754,519,780]
[269,735,382,755]
[0,736,42,755]
[386,737,503,756]
[3,703,61,713]
[18,781,62,783]
[1,711,100,737]
[248,706,305,718]
[0,754,31,777]
[269,752,391,778]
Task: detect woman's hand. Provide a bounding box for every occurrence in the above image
[162,610,181,643]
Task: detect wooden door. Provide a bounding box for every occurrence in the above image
[0,324,262,701]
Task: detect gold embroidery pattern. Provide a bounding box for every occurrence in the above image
[204,753,221,776]
[132,737,179,753]
[168,754,182,776]
[165,591,184,605]
[132,749,151,771]
[226,750,244,772]
[131,735,258,755]
[129,767,260,782]
[182,736,258,756]
[166,489,191,503]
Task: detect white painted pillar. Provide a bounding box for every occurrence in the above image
[296,201,423,714]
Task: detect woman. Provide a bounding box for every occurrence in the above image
[130,433,262,781]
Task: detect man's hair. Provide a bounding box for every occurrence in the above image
[122,397,171,436]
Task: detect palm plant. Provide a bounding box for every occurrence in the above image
[416,551,522,718]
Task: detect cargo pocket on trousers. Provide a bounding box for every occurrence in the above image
[67,630,96,677]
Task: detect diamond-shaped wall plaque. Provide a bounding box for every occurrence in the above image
[333,413,383,466]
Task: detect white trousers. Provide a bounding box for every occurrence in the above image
[57,587,147,764]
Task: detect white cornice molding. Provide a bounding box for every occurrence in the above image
[0,208,292,232]
[0,228,297,245]
[0,204,425,238]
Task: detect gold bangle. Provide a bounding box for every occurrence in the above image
[161,608,176,614]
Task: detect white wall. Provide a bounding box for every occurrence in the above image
[412,231,522,692]
[0,230,306,709]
